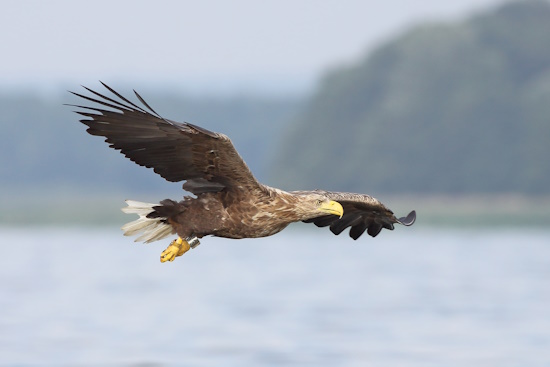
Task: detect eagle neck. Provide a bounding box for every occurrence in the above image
[261,185,318,222]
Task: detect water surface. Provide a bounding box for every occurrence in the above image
[1,227,549,366]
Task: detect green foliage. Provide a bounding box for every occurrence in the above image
[0,89,302,196]
[270,1,550,195]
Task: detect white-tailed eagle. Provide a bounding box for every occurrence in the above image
[70,83,416,262]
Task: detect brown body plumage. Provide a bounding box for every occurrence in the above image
[70,83,415,254]
[152,187,344,240]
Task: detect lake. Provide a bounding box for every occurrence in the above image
[1,226,549,366]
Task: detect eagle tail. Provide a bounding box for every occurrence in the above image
[121,200,174,243]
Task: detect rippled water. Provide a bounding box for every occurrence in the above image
[1,226,549,366]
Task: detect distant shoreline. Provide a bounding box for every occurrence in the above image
[2,192,549,228]
[383,194,550,227]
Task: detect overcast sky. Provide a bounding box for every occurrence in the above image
[2,0,505,94]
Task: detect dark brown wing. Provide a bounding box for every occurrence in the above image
[69,82,262,195]
[299,190,416,240]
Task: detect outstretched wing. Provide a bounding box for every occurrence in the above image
[299,190,416,240]
[69,82,262,195]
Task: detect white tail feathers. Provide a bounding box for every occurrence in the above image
[121,200,174,243]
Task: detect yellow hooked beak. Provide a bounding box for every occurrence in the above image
[318,200,344,218]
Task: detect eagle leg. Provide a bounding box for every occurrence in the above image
[160,237,190,263]
[160,236,201,263]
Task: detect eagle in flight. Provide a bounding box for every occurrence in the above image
[70,83,416,262]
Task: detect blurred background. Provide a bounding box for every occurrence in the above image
[1,0,549,366]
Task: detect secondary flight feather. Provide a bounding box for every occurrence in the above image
[70,83,416,262]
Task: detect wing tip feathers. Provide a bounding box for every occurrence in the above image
[397,210,416,226]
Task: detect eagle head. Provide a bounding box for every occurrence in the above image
[297,194,344,219]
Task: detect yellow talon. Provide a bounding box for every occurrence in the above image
[160,237,191,263]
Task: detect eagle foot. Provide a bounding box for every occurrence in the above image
[160,237,190,263]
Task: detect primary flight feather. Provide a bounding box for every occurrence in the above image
[70,83,416,262]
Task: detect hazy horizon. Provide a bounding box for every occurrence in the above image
[2,0,505,95]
